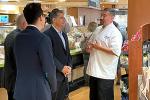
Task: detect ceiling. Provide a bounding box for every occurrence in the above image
[0,0,89,14]
[0,0,88,7]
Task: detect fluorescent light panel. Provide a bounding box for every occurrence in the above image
[0,0,19,1]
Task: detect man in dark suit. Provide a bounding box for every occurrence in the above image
[13,3,57,100]
[4,14,27,100]
[44,9,72,100]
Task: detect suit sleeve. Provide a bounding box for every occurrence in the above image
[38,36,57,93]
[67,46,72,68]
[54,57,64,72]
[4,40,16,91]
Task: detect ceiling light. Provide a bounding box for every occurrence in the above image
[0,5,19,14]
[0,0,19,1]
[58,0,66,2]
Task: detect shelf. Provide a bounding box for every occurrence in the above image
[100,1,128,9]
[100,2,118,5]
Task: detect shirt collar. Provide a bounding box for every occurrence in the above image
[103,22,114,29]
[28,24,40,31]
[52,25,62,35]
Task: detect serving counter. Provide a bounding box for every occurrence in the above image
[0,47,85,91]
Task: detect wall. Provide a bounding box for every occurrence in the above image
[128,0,150,39]
[78,7,100,25]
[67,7,100,26]
[67,7,78,24]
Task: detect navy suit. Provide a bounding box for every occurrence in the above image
[44,26,72,100]
[13,26,57,100]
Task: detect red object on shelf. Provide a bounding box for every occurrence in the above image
[122,28,142,52]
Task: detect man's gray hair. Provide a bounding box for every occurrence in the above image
[103,8,116,16]
[49,8,64,24]
[16,14,26,27]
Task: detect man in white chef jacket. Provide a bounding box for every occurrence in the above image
[86,8,123,100]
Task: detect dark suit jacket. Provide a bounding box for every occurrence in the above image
[4,28,20,93]
[44,26,72,81]
[13,26,57,100]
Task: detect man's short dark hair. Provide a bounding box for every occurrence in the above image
[103,8,116,16]
[23,3,43,24]
[46,8,64,24]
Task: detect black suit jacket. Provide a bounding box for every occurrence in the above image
[13,26,57,100]
[44,26,72,81]
[4,28,21,93]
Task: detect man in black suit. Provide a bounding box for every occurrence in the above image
[4,14,27,100]
[44,9,72,100]
[13,3,57,100]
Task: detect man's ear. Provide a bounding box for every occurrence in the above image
[22,21,27,29]
[52,18,56,23]
[39,15,43,21]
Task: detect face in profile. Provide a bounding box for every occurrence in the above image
[54,13,65,30]
[40,14,46,30]
[102,11,114,26]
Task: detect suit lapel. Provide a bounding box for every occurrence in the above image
[50,26,66,51]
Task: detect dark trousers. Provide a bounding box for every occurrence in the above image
[83,53,90,85]
[8,91,15,100]
[52,78,69,100]
[89,76,114,100]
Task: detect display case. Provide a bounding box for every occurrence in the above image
[143,41,150,67]
[0,26,16,45]
[67,26,87,91]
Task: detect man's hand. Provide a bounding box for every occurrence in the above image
[62,66,72,77]
[86,42,93,53]
[91,41,116,56]
[92,41,102,49]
